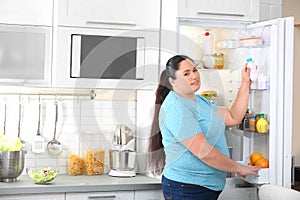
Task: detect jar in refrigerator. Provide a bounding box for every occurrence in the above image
[249,115,256,132]
[213,53,224,69]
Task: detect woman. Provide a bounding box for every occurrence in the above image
[148,55,260,200]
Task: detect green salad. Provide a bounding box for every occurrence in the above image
[27,168,58,184]
[0,135,22,151]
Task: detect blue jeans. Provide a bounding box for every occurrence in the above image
[162,175,222,200]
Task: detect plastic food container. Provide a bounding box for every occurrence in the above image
[86,149,105,175]
[68,154,84,175]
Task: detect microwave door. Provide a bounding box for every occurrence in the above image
[71,35,81,78]
[136,38,145,80]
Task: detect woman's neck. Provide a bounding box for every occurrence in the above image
[173,90,195,101]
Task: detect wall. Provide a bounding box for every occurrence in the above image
[0,88,136,175]
[282,0,300,166]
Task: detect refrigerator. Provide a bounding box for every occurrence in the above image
[173,16,294,188]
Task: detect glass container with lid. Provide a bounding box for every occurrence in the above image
[213,53,225,69]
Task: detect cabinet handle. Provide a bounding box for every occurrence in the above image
[196,11,245,17]
[87,195,116,199]
[86,21,136,27]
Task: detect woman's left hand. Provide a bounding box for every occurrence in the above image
[242,63,251,84]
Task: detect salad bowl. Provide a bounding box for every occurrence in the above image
[27,167,58,184]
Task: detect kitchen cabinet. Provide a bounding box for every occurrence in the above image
[56,0,160,29]
[134,190,163,200]
[66,191,134,200]
[0,193,65,200]
[0,0,53,26]
[177,0,260,22]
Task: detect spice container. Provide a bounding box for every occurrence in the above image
[213,53,224,69]
[68,154,84,175]
[86,149,105,175]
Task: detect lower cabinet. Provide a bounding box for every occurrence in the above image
[0,193,65,200]
[135,190,163,200]
[66,191,134,200]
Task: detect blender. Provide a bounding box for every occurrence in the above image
[108,125,136,177]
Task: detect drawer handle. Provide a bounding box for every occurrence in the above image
[196,11,245,17]
[86,21,136,27]
[88,195,116,199]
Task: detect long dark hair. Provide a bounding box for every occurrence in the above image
[148,55,192,176]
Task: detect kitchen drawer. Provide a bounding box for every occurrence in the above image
[56,0,160,29]
[177,0,259,22]
[0,193,65,200]
[134,190,163,200]
[66,191,134,200]
[0,0,53,26]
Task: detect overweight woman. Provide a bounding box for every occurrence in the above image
[148,55,260,200]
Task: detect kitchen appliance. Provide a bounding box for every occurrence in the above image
[174,16,294,188]
[109,125,136,177]
[52,26,159,89]
[0,150,25,182]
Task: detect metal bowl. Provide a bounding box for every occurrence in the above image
[0,150,25,182]
[109,150,136,171]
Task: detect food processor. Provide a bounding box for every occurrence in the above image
[108,125,136,177]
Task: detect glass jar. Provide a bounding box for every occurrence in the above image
[213,53,224,69]
[249,115,256,132]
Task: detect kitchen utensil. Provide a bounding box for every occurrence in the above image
[113,125,134,146]
[32,100,45,153]
[47,101,62,155]
[17,99,25,145]
[3,101,6,135]
[108,150,136,177]
[0,150,25,182]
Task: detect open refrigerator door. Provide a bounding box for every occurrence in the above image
[177,17,294,187]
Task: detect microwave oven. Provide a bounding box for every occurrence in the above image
[0,24,52,86]
[52,26,159,89]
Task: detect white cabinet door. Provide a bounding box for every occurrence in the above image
[57,0,160,29]
[178,0,259,22]
[66,191,134,200]
[135,190,163,200]
[218,188,258,200]
[0,0,53,26]
[0,193,65,200]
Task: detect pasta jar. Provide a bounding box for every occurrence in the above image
[213,53,224,69]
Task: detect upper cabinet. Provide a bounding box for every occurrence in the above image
[177,0,260,22]
[0,0,53,26]
[56,0,161,30]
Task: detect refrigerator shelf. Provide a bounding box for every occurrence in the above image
[243,130,269,138]
[237,161,269,184]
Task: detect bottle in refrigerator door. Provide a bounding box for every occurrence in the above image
[256,114,268,133]
[246,58,258,82]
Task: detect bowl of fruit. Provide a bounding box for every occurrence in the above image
[27,167,58,184]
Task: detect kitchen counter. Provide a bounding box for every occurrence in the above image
[0,174,162,195]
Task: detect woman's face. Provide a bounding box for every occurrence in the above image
[170,59,201,96]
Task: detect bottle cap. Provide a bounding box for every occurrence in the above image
[246,58,253,62]
[259,114,265,118]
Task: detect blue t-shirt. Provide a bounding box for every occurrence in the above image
[159,91,229,191]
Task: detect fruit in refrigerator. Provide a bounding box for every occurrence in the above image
[255,158,269,168]
[250,152,263,165]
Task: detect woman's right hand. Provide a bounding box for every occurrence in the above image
[237,165,261,178]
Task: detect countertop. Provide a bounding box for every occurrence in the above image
[0,174,162,195]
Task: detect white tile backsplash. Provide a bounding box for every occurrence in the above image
[0,92,137,175]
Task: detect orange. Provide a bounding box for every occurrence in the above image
[247,162,253,166]
[255,158,269,168]
[250,152,263,165]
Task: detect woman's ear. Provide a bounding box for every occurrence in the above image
[169,77,175,88]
